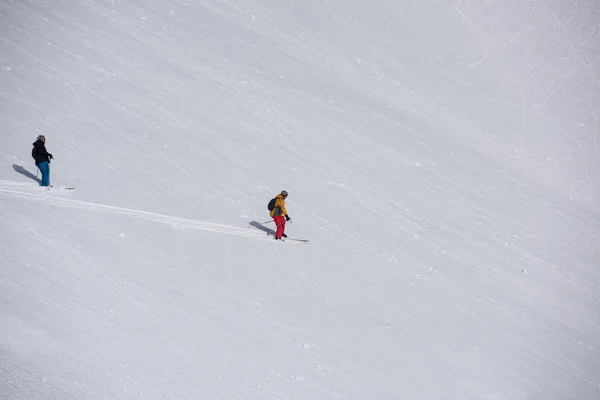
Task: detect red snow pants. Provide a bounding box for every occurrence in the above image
[272,215,286,239]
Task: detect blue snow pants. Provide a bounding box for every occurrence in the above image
[37,161,50,186]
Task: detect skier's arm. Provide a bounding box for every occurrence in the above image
[39,144,53,159]
[281,201,290,221]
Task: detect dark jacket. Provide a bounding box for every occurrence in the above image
[32,140,52,165]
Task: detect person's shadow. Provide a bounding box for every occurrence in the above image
[13,164,41,184]
[249,221,275,235]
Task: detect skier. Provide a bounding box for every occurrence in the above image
[269,190,291,240]
[32,135,53,186]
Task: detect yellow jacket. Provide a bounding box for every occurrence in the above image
[269,194,288,217]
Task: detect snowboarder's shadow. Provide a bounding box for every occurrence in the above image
[249,221,275,235]
[13,164,40,184]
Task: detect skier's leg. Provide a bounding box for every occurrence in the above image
[36,163,43,185]
[272,216,281,238]
[37,162,50,186]
[280,219,286,238]
[273,216,285,239]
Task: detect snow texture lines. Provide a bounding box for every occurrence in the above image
[0,183,265,241]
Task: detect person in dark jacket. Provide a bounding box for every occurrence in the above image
[32,135,53,186]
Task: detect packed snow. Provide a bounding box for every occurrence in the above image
[1,0,599,399]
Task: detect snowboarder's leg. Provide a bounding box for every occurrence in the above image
[272,216,286,239]
[37,162,50,186]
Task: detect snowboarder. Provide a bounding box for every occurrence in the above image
[269,190,291,240]
[32,135,53,186]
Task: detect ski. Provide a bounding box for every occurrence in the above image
[286,238,310,243]
[272,236,310,243]
[249,220,309,243]
[48,185,75,190]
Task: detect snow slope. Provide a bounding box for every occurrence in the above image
[1,0,599,399]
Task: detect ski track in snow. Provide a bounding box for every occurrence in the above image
[2,1,599,399]
[0,181,271,242]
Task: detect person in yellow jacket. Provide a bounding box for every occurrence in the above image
[269,190,291,239]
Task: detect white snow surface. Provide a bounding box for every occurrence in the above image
[1,0,600,399]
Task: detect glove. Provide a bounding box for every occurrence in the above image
[48,154,53,160]
[285,214,291,222]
